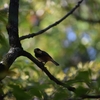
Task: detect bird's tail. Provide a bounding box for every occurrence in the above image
[51,59,59,66]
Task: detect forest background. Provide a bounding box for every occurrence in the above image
[0,0,100,100]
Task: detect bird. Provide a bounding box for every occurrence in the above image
[34,48,59,66]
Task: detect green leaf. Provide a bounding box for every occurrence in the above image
[54,92,68,100]
[28,86,42,98]
[74,70,91,83]
[75,86,89,97]
[9,85,31,100]
[53,87,68,100]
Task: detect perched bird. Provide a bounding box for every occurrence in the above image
[34,48,59,66]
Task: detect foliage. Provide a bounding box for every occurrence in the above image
[0,0,100,100]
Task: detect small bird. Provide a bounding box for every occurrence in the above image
[34,48,59,66]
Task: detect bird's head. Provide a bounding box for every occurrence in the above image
[34,48,42,54]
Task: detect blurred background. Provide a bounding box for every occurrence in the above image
[0,0,100,100]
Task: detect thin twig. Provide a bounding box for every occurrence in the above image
[19,0,84,41]
[82,94,100,99]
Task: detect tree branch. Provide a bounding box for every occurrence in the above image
[82,94,100,99]
[22,50,75,92]
[7,0,21,47]
[0,0,22,80]
[19,0,84,41]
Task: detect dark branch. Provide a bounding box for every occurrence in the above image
[0,0,22,80]
[19,0,84,41]
[82,94,100,99]
[7,0,21,47]
[22,50,75,92]
[0,95,4,100]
